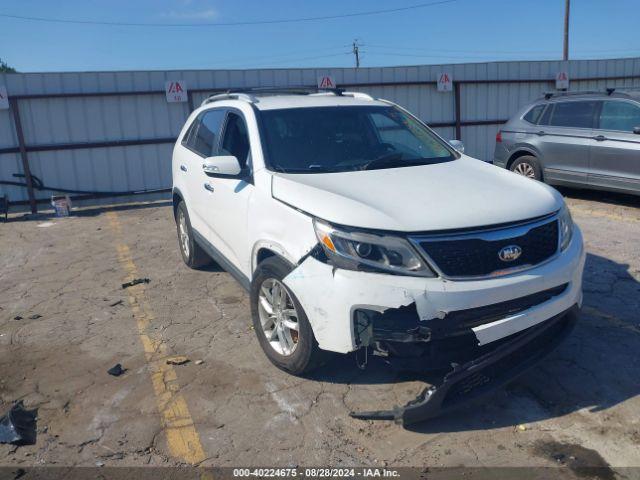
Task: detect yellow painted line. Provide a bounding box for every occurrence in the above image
[106,211,208,466]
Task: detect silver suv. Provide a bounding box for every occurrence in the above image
[494,89,640,195]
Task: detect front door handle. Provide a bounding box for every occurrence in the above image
[536,130,546,136]
[203,182,214,193]
[594,135,607,142]
[180,164,187,172]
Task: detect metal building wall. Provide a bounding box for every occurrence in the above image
[1,57,639,209]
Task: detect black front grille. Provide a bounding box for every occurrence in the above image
[418,220,558,277]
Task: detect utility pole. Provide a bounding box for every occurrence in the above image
[563,0,570,60]
[352,40,361,68]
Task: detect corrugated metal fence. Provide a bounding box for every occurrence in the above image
[1,58,640,212]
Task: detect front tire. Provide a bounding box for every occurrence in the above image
[251,256,324,375]
[510,155,543,181]
[175,201,212,269]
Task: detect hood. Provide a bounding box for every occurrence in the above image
[271,157,564,232]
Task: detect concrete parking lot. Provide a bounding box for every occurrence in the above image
[1,189,639,477]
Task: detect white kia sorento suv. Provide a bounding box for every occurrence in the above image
[171,88,584,424]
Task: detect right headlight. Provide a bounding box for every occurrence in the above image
[558,205,574,251]
[313,219,435,277]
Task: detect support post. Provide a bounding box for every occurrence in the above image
[563,0,570,61]
[9,97,37,214]
[187,90,194,113]
[454,81,462,141]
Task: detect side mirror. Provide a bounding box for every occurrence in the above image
[449,139,465,153]
[633,126,640,135]
[202,155,242,177]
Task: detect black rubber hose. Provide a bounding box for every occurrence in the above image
[0,173,168,196]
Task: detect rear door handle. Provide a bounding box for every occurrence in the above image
[536,130,546,136]
[594,135,607,142]
[180,164,187,172]
[203,182,214,193]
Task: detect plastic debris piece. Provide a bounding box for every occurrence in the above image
[166,356,190,366]
[0,401,38,445]
[121,278,150,289]
[95,461,105,467]
[195,360,204,365]
[517,424,528,431]
[13,316,22,321]
[29,314,42,320]
[109,300,123,307]
[107,364,126,377]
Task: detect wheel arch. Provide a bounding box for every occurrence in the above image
[172,188,184,220]
[251,241,297,278]
[506,148,539,170]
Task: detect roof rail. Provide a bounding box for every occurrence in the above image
[542,88,639,100]
[201,92,256,106]
[341,91,375,100]
[200,86,359,106]
[200,86,377,107]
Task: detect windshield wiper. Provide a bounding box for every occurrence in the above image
[359,152,408,171]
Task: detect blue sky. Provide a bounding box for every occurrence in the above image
[0,0,638,72]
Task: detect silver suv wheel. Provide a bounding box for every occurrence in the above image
[257,278,299,356]
[178,209,190,258]
[513,162,536,178]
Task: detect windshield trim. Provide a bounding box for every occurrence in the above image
[256,104,460,174]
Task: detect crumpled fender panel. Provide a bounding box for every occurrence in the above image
[283,256,434,353]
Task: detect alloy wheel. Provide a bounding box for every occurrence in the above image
[513,162,536,178]
[257,278,300,356]
[178,210,190,258]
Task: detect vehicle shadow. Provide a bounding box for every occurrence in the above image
[309,252,640,432]
[557,186,640,208]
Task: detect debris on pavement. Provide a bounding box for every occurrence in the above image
[13,316,22,321]
[95,461,105,467]
[195,360,204,365]
[13,468,26,480]
[166,356,190,365]
[107,364,126,376]
[109,299,123,307]
[121,278,150,289]
[517,424,528,432]
[28,314,42,320]
[0,401,38,445]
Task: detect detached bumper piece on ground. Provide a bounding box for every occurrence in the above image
[350,307,579,426]
[0,401,38,446]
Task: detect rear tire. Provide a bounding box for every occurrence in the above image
[175,201,212,269]
[510,155,543,181]
[251,256,325,375]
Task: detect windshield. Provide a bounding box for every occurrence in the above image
[260,105,457,173]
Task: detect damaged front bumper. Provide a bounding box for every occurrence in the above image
[283,227,584,354]
[350,305,579,425]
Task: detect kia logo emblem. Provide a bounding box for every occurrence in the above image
[498,245,522,262]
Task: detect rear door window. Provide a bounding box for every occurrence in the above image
[547,101,598,129]
[599,101,640,132]
[523,104,546,124]
[183,109,226,157]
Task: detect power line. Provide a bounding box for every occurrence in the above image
[364,44,640,55]
[196,46,351,66]
[237,52,351,68]
[0,0,460,28]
